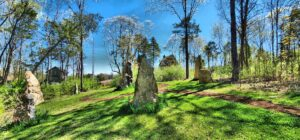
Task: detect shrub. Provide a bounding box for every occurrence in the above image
[154,65,185,82]
[0,80,26,111]
[42,78,99,99]
[110,75,121,87]
[212,65,232,79]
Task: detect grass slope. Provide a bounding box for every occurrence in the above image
[166,80,300,108]
[1,83,299,139]
[0,96,3,115]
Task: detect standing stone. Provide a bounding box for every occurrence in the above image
[194,55,204,80]
[13,71,44,122]
[25,71,44,105]
[133,55,158,107]
[198,69,213,83]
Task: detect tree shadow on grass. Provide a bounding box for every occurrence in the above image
[168,81,230,93]
[165,94,300,138]
[4,92,300,139]
[6,99,126,139]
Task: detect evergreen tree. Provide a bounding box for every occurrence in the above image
[148,37,160,66]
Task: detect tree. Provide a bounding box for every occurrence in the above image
[281,8,300,80]
[222,42,231,66]
[77,0,85,91]
[147,0,205,79]
[148,37,160,66]
[203,41,217,69]
[212,22,225,66]
[1,0,38,83]
[164,34,183,62]
[103,16,142,73]
[237,0,258,68]
[0,0,17,28]
[230,0,240,82]
[103,16,142,88]
[30,1,100,86]
[190,36,204,65]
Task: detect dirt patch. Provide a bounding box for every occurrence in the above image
[169,89,300,117]
[158,83,169,93]
[80,93,132,102]
[80,83,300,117]
[239,81,300,93]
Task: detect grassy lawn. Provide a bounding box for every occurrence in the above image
[0,96,4,115]
[1,83,299,139]
[166,80,300,108]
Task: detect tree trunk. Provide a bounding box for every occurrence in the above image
[270,0,276,79]
[239,0,245,69]
[275,0,279,58]
[184,0,189,79]
[207,56,210,69]
[230,0,240,82]
[3,45,14,83]
[18,44,23,80]
[79,1,84,92]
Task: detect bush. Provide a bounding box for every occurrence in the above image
[42,78,99,99]
[0,80,26,111]
[110,75,121,87]
[212,65,232,79]
[154,65,185,82]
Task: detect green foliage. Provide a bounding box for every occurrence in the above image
[203,41,218,68]
[148,37,160,65]
[212,65,232,79]
[110,75,121,87]
[0,80,26,111]
[42,78,99,99]
[154,65,185,82]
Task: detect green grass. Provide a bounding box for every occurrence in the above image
[1,83,299,139]
[0,96,4,114]
[166,80,300,108]
[38,86,134,115]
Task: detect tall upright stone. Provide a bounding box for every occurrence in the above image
[194,55,204,80]
[133,55,158,107]
[25,71,44,105]
[13,71,44,122]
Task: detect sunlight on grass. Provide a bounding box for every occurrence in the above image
[1,83,299,139]
[165,80,300,108]
[38,87,134,115]
[0,96,4,115]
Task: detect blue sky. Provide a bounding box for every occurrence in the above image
[83,0,220,74]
